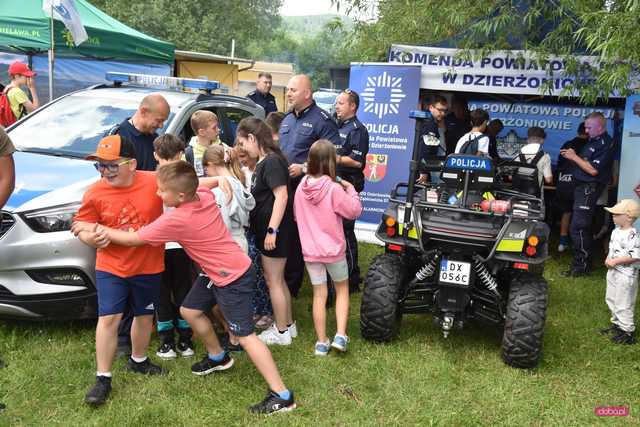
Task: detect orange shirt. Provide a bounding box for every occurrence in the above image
[75,171,164,277]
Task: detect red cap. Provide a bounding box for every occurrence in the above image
[8,61,36,77]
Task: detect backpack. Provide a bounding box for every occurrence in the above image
[512,150,545,196]
[0,86,18,128]
[458,134,482,155]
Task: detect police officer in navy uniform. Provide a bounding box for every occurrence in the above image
[279,74,342,297]
[560,112,614,277]
[417,94,448,184]
[335,89,369,293]
[247,72,278,115]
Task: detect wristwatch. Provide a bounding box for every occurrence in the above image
[267,227,279,235]
[302,162,308,174]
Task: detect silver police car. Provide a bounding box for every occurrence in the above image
[0,73,264,320]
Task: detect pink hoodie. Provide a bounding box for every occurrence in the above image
[294,175,363,263]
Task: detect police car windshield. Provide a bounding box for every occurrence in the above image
[9,93,174,158]
[313,92,337,104]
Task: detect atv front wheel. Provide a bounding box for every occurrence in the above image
[360,253,405,341]
[501,272,548,368]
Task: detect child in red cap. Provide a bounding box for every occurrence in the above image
[4,61,40,121]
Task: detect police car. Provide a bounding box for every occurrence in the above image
[312,89,339,116]
[0,73,264,320]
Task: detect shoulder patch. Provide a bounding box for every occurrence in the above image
[247,91,256,97]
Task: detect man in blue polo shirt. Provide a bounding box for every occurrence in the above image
[279,74,342,297]
[109,93,170,356]
[335,89,369,293]
[247,72,278,115]
[560,112,614,277]
[112,93,170,171]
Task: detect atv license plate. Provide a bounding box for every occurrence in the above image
[439,259,471,286]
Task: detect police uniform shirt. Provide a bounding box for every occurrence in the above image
[572,132,614,184]
[418,112,443,171]
[556,137,585,177]
[114,119,158,172]
[247,90,278,115]
[279,101,341,165]
[337,116,369,180]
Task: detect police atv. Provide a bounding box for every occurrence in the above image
[360,112,550,369]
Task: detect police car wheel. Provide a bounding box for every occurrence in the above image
[360,253,404,342]
[501,272,548,369]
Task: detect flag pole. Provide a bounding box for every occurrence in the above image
[48,3,54,102]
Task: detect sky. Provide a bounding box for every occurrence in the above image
[280,0,340,16]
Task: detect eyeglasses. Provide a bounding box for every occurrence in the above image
[93,159,133,172]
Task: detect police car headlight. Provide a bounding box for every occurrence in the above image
[21,203,81,233]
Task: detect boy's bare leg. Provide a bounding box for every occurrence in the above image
[560,212,571,237]
[130,314,154,359]
[238,334,286,392]
[181,307,224,354]
[96,313,123,372]
[334,280,349,337]
[312,283,328,343]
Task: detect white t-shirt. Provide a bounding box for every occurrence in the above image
[608,227,640,277]
[455,131,490,156]
[518,143,553,186]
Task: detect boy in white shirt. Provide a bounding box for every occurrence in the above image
[599,199,640,345]
[455,108,490,157]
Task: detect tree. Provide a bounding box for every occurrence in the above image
[90,0,282,58]
[336,0,640,103]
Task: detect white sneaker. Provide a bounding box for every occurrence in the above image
[258,324,292,346]
[288,321,298,338]
[557,243,566,253]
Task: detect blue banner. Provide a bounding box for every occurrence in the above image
[469,100,619,167]
[349,64,421,224]
[619,95,640,225]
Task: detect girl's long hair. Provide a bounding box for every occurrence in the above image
[236,117,286,160]
[202,145,245,187]
[307,139,336,180]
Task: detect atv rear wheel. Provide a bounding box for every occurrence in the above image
[360,253,405,342]
[501,272,548,368]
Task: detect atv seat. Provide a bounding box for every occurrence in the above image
[440,154,495,193]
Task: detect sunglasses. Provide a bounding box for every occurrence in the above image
[93,159,133,173]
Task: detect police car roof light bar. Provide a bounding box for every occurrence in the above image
[105,72,220,92]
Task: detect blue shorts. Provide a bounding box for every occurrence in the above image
[181,266,256,337]
[96,270,161,317]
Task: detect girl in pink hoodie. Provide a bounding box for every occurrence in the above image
[293,140,362,356]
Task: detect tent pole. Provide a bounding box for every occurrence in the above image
[48,4,54,102]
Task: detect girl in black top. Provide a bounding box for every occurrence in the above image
[236,117,296,346]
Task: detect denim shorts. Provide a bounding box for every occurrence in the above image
[95,271,161,317]
[305,258,349,285]
[181,266,256,337]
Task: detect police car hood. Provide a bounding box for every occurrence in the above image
[5,151,98,212]
[299,175,332,205]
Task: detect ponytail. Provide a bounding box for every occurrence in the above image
[202,145,245,186]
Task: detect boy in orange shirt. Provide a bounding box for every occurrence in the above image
[74,135,167,406]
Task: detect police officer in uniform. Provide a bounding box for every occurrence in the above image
[335,89,369,293]
[279,74,342,297]
[247,72,278,115]
[560,112,614,277]
[417,94,448,184]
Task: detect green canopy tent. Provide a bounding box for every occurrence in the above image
[0,0,174,62]
[0,0,174,100]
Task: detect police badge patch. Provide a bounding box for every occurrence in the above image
[423,133,441,146]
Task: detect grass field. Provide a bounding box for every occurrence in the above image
[1,243,639,426]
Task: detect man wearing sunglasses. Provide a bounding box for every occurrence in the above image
[74,135,166,405]
[418,95,449,184]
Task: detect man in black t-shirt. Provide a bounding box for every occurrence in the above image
[555,122,588,252]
